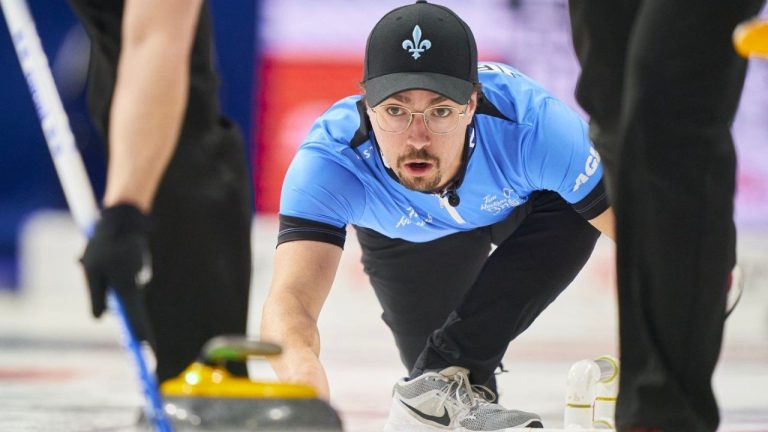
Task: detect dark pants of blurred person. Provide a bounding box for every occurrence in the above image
[69,0,253,383]
[569,0,765,430]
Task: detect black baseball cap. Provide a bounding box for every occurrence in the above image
[363,0,478,107]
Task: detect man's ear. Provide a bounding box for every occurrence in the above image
[466,91,479,120]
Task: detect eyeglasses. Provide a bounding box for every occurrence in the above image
[368,103,469,134]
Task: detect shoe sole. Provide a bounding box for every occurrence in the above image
[384,419,544,431]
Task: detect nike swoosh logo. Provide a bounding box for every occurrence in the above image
[401,401,451,426]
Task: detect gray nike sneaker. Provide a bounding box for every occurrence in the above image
[384,366,543,431]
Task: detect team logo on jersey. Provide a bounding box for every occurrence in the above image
[480,188,522,215]
[396,206,433,228]
[402,25,431,59]
[572,147,601,192]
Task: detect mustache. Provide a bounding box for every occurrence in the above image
[396,148,439,166]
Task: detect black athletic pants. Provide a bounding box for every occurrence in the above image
[356,192,600,391]
[568,1,763,430]
[147,120,252,383]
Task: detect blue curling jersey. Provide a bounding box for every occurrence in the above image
[278,62,607,246]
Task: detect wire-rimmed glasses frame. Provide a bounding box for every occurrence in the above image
[368,102,469,135]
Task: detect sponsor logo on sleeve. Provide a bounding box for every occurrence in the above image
[573,147,601,192]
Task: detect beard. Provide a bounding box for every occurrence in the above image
[395,148,442,192]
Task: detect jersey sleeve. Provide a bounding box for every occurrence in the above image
[277,215,347,249]
[279,144,366,235]
[522,97,608,218]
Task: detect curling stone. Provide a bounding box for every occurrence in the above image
[160,335,343,431]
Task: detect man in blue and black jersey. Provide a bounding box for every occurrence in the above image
[261,1,614,429]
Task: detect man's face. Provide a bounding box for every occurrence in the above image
[367,89,477,192]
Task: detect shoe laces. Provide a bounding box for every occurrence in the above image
[472,385,497,405]
[437,370,497,412]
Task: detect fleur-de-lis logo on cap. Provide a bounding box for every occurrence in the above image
[402,25,431,60]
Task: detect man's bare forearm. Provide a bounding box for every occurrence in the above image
[261,290,330,399]
[102,0,202,212]
[259,241,342,400]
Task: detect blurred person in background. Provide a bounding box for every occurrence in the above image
[70,0,253,384]
[568,0,765,430]
[261,1,615,429]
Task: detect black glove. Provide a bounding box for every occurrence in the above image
[80,204,155,347]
